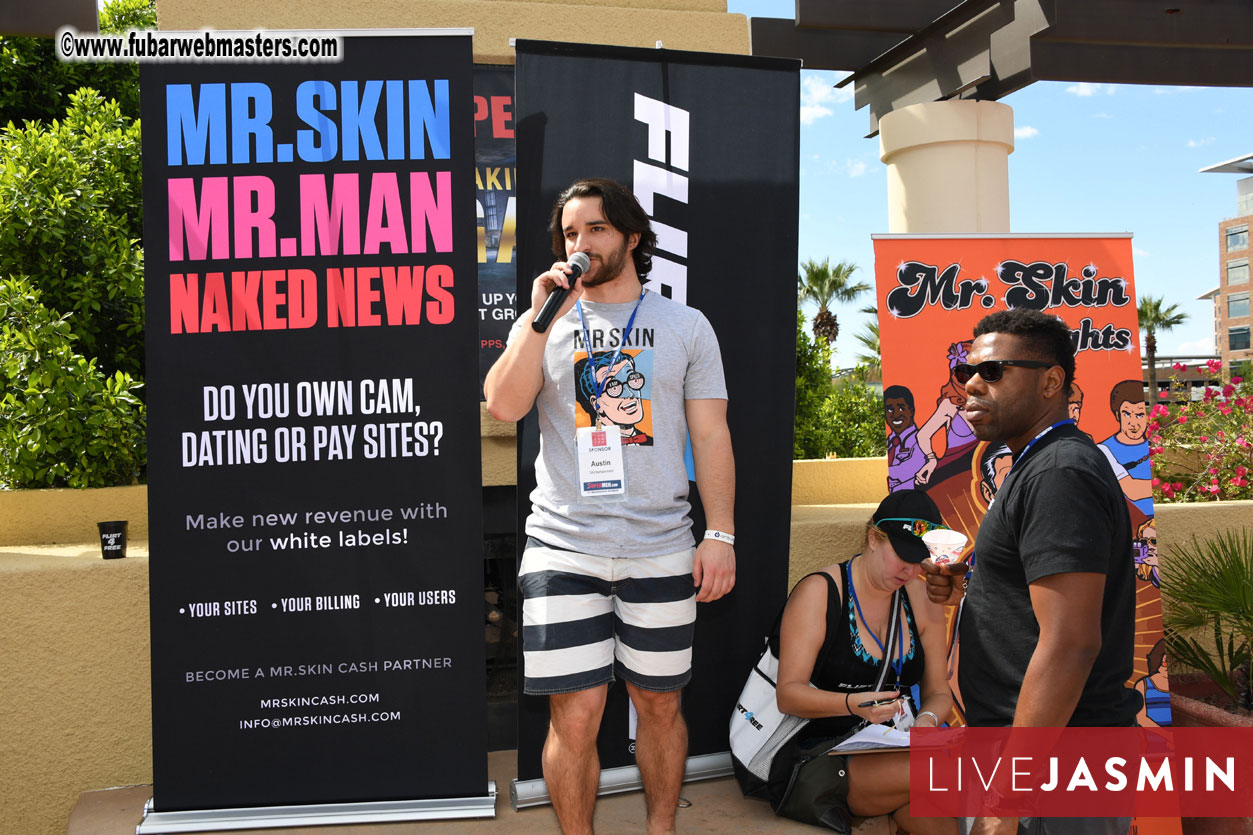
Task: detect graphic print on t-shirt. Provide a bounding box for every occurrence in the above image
[573,348,654,446]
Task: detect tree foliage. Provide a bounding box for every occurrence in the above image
[822,379,887,459]
[1150,359,1252,502]
[0,89,145,379]
[1138,294,1188,405]
[0,0,155,126]
[1160,528,1253,708]
[794,310,888,460]
[853,304,880,380]
[797,258,869,345]
[0,278,145,488]
[795,310,838,459]
[0,0,151,488]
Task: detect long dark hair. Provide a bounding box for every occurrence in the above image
[549,178,658,278]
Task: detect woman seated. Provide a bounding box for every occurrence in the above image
[773,489,956,835]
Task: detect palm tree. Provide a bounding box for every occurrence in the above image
[853,304,881,380]
[1138,295,1189,405]
[797,258,870,345]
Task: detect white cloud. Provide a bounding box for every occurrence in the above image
[1014,125,1039,139]
[802,74,851,106]
[1187,137,1216,148]
[798,75,851,125]
[1132,247,1149,257]
[800,105,832,126]
[1175,338,1215,354]
[1065,82,1117,97]
[1092,112,1112,119]
[846,160,867,178]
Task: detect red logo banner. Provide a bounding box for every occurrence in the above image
[910,727,1253,818]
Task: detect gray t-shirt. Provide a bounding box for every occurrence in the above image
[509,290,727,558]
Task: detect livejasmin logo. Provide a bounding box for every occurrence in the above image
[910,727,1253,819]
[633,93,689,305]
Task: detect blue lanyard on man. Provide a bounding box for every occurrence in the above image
[575,288,646,426]
[1009,418,1075,477]
[984,419,1074,514]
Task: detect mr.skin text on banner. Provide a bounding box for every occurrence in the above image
[165,79,456,333]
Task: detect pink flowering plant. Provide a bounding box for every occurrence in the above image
[1149,359,1253,502]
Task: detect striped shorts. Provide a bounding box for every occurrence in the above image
[519,538,697,695]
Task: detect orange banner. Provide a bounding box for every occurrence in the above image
[874,235,1176,833]
[872,236,1172,727]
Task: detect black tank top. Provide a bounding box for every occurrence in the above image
[773,561,926,740]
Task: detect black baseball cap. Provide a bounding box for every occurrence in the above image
[871,489,947,564]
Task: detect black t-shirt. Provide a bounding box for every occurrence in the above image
[959,424,1142,727]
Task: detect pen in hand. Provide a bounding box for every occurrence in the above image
[858,696,902,708]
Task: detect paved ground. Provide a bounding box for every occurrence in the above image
[68,750,894,834]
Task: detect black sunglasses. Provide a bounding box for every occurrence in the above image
[953,359,1054,385]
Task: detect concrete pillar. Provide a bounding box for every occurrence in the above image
[879,100,1014,233]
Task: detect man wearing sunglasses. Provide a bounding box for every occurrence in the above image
[922,309,1139,835]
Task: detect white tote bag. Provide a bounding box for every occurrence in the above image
[729,581,902,789]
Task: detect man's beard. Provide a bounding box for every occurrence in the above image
[580,238,631,288]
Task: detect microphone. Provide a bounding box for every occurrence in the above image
[532,252,591,333]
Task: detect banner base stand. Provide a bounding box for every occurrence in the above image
[137,783,497,833]
[510,751,731,810]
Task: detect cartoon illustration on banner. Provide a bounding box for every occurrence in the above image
[875,235,1169,729]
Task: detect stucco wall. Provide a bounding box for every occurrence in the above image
[155,0,748,66]
[0,546,152,835]
[791,457,889,506]
[0,485,148,546]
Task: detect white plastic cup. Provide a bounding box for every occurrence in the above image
[922,528,968,565]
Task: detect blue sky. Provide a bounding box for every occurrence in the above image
[728,0,1253,370]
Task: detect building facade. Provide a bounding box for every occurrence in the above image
[1201,160,1253,374]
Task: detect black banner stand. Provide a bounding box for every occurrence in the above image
[138,29,493,831]
[138,792,496,833]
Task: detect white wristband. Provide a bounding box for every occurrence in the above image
[703,530,735,545]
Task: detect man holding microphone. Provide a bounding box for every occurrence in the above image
[485,177,736,835]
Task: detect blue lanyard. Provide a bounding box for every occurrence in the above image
[575,289,646,407]
[847,557,904,681]
[1009,419,1075,477]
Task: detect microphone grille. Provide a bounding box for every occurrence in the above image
[569,251,591,273]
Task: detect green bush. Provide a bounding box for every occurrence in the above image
[795,310,838,458]
[1161,528,1252,708]
[795,310,889,459]
[0,278,145,488]
[0,0,155,126]
[0,88,144,379]
[823,379,886,459]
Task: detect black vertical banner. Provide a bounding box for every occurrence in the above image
[141,33,487,811]
[513,41,800,781]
